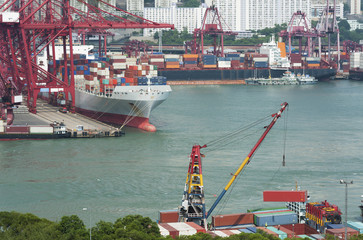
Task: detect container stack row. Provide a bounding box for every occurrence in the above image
[183,54,198,68]
[305,57,321,68]
[202,54,217,68]
[149,53,165,69]
[52,53,161,94]
[164,54,180,69]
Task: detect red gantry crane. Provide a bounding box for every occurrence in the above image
[316,0,340,70]
[0,0,173,124]
[279,11,319,57]
[185,5,237,57]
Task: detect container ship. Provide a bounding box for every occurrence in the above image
[40,45,172,132]
[153,39,336,83]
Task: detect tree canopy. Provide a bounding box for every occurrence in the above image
[1,211,363,240]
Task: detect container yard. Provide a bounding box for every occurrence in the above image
[0,99,124,140]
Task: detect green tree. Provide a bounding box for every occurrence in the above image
[339,19,351,31]
[0,211,60,240]
[57,215,88,239]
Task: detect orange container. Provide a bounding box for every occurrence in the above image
[165,65,180,69]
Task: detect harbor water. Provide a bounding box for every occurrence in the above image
[0,79,363,226]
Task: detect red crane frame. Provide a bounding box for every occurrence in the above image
[186,5,236,57]
[0,0,173,124]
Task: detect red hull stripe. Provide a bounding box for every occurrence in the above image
[75,107,156,132]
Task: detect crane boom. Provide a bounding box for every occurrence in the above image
[206,102,288,219]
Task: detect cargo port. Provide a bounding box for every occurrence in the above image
[1,0,362,135]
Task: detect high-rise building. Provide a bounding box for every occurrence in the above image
[350,0,361,14]
[311,2,344,20]
[143,5,206,37]
[240,0,311,31]
[155,0,178,8]
[127,0,144,14]
[211,0,239,31]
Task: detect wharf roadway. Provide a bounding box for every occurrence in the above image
[13,99,122,137]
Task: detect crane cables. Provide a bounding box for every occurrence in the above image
[203,114,272,154]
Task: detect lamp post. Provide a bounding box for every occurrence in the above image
[83,207,91,240]
[340,179,353,240]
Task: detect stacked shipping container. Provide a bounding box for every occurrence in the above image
[164,54,180,69]
[183,54,198,68]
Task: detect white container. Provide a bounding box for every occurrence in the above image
[110,54,126,60]
[13,95,22,103]
[29,126,53,134]
[350,52,361,69]
[112,63,126,69]
[1,12,19,23]
[254,57,269,62]
[306,57,321,61]
[0,126,4,133]
[164,54,180,59]
[292,63,302,67]
[149,58,164,63]
[90,67,98,72]
[218,61,231,68]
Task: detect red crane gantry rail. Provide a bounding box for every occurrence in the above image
[0,0,173,123]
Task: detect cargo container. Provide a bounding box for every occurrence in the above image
[281,223,319,235]
[326,223,345,229]
[207,229,241,237]
[325,227,359,239]
[238,228,253,233]
[298,234,315,239]
[246,226,257,233]
[5,126,30,134]
[212,213,254,227]
[257,227,279,237]
[158,222,206,238]
[347,221,363,233]
[159,210,179,223]
[29,126,53,134]
[254,211,298,226]
[266,226,288,239]
[263,190,308,202]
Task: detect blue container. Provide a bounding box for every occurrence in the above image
[165,58,179,62]
[255,62,268,68]
[298,235,315,240]
[240,57,245,63]
[121,77,126,83]
[327,223,345,229]
[239,229,253,233]
[347,221,363,233]
[84,70,90,75]
[310,234,325,239]
[246,227,257,233]
[254,213,298,226]
[267,227,288,239]
[226,53,240,57]
[184,61,197,64]
[80,54,87,59]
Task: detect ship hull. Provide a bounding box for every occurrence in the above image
[349,69,363,81]
[158,68,336,82]
[75,85,171,132]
